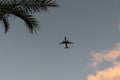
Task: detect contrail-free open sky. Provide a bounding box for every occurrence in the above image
[0,0,120,80]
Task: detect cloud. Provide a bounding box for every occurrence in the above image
[118,22,120,30]
[90,43,120,67]
[87,62,120,80]
[87,43,120,80]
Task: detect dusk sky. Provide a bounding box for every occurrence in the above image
[1,0,120,80]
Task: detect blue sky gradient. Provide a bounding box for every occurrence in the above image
[0,0,120,80]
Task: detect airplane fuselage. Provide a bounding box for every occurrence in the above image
[64,37,69,48]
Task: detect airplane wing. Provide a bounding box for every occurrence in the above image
[59,41,66,44]
[67,41,74,44]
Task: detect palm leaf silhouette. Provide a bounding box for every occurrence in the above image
[0,0,59,34]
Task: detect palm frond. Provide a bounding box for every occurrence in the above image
[11,11,39,34]
[0,0,59,34]
[13,0,59,13]
[0,0,59,13]
[1,15,9,33]
[0,13,9,33]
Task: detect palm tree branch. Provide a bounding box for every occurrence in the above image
[11,11,39,33]
[1,15,9,33]
[0,0,59,13]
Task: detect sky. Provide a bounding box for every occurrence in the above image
[1,0,120,80]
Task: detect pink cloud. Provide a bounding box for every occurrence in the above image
[88,43,120,80]
[87,63,120,80]
[90,43,120,67]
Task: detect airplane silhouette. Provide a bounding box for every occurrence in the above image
[60,36,73,49]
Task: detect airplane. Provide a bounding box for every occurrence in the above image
[60,36,73,49]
